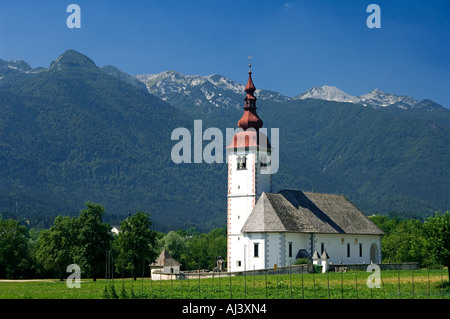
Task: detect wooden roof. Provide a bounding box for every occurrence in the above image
[241,190,384,235]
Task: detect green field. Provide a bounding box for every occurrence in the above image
[0,269,448,299]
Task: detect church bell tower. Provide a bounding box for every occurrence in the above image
[226,62,272,272]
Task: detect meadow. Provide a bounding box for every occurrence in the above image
[0,269,448,299]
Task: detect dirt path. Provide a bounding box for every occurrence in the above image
[0,279,57,283]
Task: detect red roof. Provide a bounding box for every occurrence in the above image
[244,71,256,94]
[228,66,270,150]
[237,70,263,130]
[237,107,263,130]
[226,130,271,150]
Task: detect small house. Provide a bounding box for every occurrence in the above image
[150,249,181,280]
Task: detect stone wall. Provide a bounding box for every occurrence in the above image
[329,262,419,272]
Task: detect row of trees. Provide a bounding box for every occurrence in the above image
[158,227,227,272]
[369,211,449,280]
[0,202,226,280]
[0,204,447,280]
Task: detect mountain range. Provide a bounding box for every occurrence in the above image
[135,70,444,112]
[295,86,443,110]
[1,57,445,112]
[0,50,449,231]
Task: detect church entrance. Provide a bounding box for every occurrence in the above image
[370,243,380,263]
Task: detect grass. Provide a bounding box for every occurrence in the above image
[0,269,448,299]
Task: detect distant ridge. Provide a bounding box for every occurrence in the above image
[295,86,443,110]
[136,71,444,111]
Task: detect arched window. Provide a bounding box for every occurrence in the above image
[370,243,380,263]
[237,156,247,170]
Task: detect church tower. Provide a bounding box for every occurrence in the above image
[226,63,272,272]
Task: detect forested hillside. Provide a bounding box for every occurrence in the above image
[0,50,449,232]
[138,68,450,218]
[175,96,450,217]
[260,99,450,215]
[0,50,224,231]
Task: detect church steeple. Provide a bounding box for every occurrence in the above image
[226,61,272,272]
[237,61,263,130]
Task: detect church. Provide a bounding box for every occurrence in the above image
[226,64,384,273]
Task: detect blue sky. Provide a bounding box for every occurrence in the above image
[0,0,449,107]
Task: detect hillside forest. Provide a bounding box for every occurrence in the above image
[0,50,449,232]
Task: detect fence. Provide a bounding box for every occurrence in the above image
[179,264,313,280]
[103,264,449,299]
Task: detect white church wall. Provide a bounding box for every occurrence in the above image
[228,152,256,196]
[228,235,241,272]
[239,232,285,271]
[227,147,272,273]
[284,233,310,266]
[313,233,382,265]
[229,235,260,272]
[266,233,283,269]
[231,232,382,272]
[246,233,265,270]
[228,196,254,236]
[227,151,257,238]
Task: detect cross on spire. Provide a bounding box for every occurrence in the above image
[248,55,253,71]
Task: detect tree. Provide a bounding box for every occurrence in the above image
[73,202,112,281]
[206,227,227,268]
[185,234,209,270]
[369,215,401,234]
[114,211,156,280]
[184,226,226,270]
[35,215,76,280]
[379,219,425,265]
[158,231,188,270]
[0,218,32,279]
[422,211,450,282]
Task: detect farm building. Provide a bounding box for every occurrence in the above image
[150,249,181,280]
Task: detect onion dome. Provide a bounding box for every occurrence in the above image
[237,63,263,130]
[228,62,271,151]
